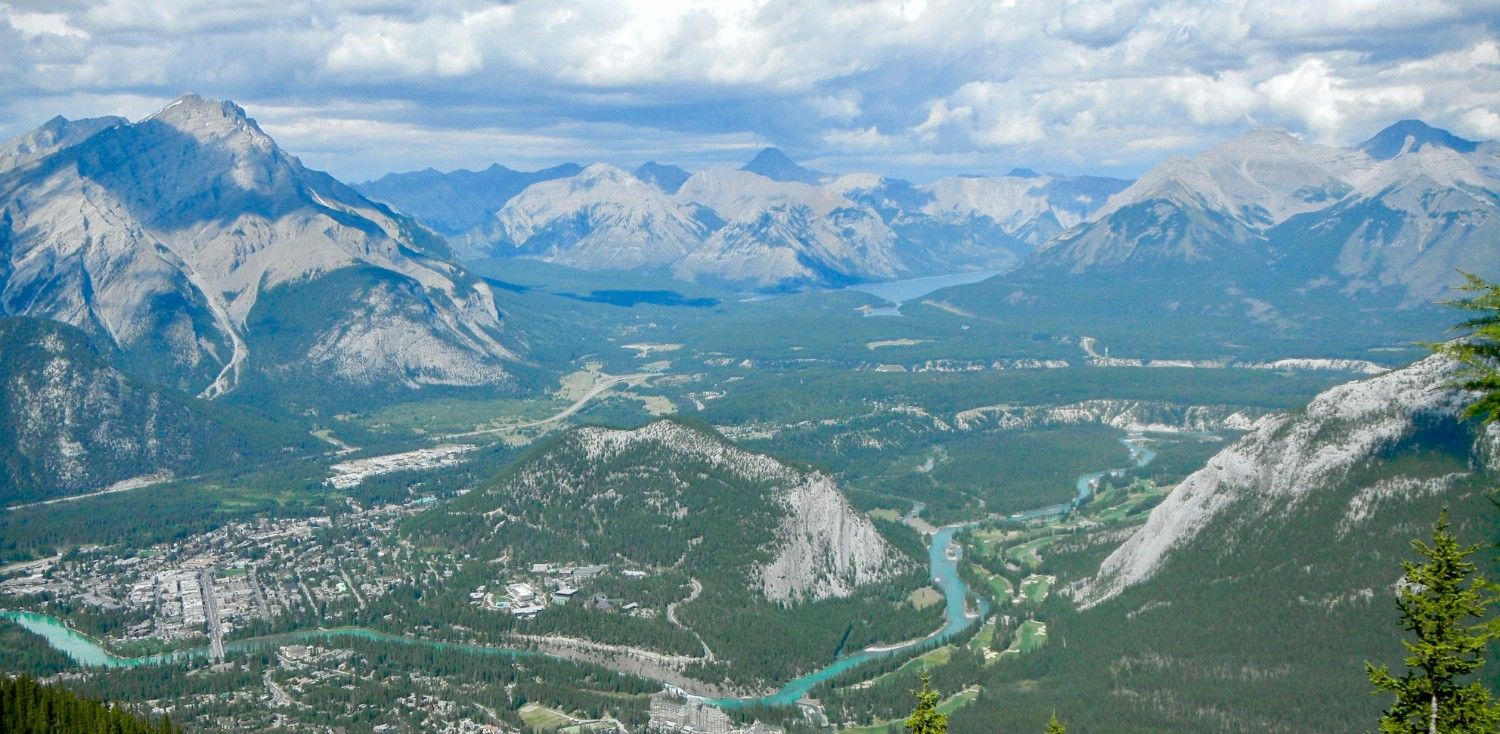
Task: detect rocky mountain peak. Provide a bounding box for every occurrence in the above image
[1360,119,1479,161]
[0,114,127,173]
[147,94,270,145]
[1079,355,1477,607]
[0,95,519,396]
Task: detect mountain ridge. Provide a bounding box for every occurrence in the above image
[0,94,521,398]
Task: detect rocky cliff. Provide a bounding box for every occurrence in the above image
[1080,354,1487,607]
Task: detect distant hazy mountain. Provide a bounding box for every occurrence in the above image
[1029,128,1355,274]
[450,146,1126,289]
[633,160,692,193]
[0,318,300,504]
[355,162,582,235]
[0,94,520,397]
[831,171,1130,274]
[1024,121,1499,302]
[929,120,1500,357]
[740,147,829,184]
[671,167,903,288]
[1272,122,1500,303]
[1359,118,1480,160]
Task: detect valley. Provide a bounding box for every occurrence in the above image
[0,261,1377,731]
[1,89,1497,734]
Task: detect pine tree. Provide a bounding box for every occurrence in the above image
[1367,509,1498,733]
[904,672,946,734]
[1433,272,1500,635]
[1432,272,1500,425]
[1044,713,1066,733]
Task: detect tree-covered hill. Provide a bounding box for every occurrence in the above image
[0,317,311,504]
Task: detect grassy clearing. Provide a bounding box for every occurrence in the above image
[1005,536,1057,568]
[360,395,564,434]
[967,563,1014,606]
[519,703,576,730]
[1003,620,1048,656]
[1020,575,1054,604]
[860,645,957,689]
[908,587,943,610]
[968,620,997,653]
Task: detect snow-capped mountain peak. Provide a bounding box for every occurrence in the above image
[674,166,852,220]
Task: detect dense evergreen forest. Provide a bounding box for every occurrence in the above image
[0,620,75,677]
[0,675,176,734]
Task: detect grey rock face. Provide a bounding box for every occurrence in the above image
[1079,355,1480,607]
[0,95,517,396]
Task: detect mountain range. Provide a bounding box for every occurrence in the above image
[357,119,1499,313]
[4,96,1496,399]
[358,149,1129,290]
[941,121,1500,336]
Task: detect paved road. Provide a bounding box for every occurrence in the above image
[264,669,294,708]
[338,567,366,610]
[248,566,272,622]
[199,570,225,662]
[666,578,714,661]
[0,548,99,576]
[296,573,317,615]
[6,473,172,512]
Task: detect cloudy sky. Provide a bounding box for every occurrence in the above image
[2,0,1499,182]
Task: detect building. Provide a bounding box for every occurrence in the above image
[649,694,732,734]
[509,604,546,618]
[647,693,784,734]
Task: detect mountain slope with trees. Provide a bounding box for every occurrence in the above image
[946,352,1499,733]
[0,317,305,504]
